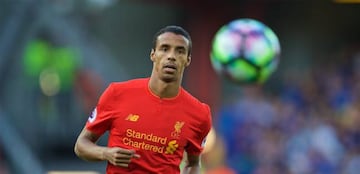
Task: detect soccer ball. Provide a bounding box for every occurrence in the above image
[210,18,280,84]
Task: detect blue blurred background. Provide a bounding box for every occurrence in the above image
[1,0,360,174]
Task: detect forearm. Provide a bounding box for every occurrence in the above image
[181,153,202,174]
[181,165,201,174]
[74,137,106,161]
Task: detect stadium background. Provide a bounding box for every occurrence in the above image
[1,0,360,173]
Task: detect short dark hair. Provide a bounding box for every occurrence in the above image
[152,25,192,56]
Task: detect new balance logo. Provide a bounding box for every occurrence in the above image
[125,114,140,122]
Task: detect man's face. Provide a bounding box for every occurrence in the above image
[151,32,191,83]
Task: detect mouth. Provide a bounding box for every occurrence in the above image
[163,64,177,73]
[164,64,177,70]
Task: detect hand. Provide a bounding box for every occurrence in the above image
[103,147,140,167]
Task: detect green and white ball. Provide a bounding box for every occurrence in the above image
[211,18,280,84]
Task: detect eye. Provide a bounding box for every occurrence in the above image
[159,45,169,52]
[177,48,186,55]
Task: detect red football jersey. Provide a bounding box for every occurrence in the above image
[86,78,212,174]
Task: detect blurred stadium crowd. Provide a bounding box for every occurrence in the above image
[1,0,360,174]
[211,50,360,174]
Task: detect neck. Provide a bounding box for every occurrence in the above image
[148,77,181,99]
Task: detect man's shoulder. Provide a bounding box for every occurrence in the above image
[181,88,212,128]
[109,78,148,89]
[181,88,210,111]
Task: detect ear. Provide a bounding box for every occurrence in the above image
[150,49,155,62]
[186,55,191,67]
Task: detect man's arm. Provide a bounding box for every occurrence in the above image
[181,154,201,174]
[74,128,140,167]
[74,128,107,161]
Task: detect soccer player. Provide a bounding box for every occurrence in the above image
[74,25,212,174]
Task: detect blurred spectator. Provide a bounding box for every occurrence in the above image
[0,145,9,174]
[203,136,236,174]
[74,69,104,114]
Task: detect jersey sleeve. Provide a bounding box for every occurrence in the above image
[85,83,115,136]
[185,104,212,156]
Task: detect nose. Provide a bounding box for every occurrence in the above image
[167,51,176,61]
[167,57,176,61]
